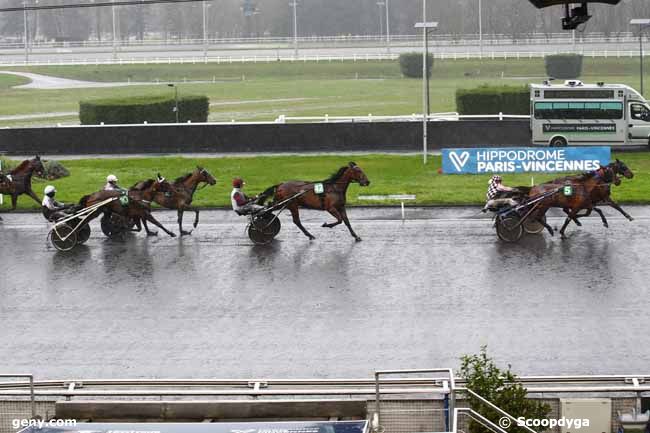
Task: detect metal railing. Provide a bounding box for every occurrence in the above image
[1,113,529,129]
[1,49,650,67]
[1,32,649,50]
[0,374,35,418]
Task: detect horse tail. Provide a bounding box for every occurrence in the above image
[256,184,278,205]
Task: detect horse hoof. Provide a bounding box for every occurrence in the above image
[355,237,362,242]
[181,230,193,236]
[322,223,328,228]
[169,232,177,238]
[193,222,199,228]
[309,236,316,241]
[604,223,609,228]
[629,217,635,222]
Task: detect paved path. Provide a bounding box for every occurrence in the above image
[1,207,649,379]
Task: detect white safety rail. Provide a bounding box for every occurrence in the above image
[274,113,529,123]
[2,50,650,67]
[1,31,649,50]
[2,113,529,129]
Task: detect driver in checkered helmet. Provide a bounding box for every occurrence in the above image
[482,175,518,211]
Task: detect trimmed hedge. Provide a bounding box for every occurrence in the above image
[399,52,433,78]
[545,54,583,79]
[79,95,210,125]
[456,85,529,115]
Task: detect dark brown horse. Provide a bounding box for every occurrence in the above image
[529,160,634,238]
[133,167,216,236]
[0,156,45,221]
[80,179,176,237]
[257,162,370,241]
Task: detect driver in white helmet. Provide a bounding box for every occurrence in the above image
[483,174,518,211]
[42,185,68,221]
[104,174,122,191]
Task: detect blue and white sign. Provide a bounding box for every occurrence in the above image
[442,147,611,174]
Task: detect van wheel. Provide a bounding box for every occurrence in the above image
[550,136,568,147]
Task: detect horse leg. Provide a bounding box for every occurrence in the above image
[178,209,192,236]
[564,208,582,226]
[339,207,362,242]
[289,205,315,240]
[560,209,580,239]
[144,212,176,237]
[604,199,634,221]
[27,189,41,206]
[142,218,158,236]
[11,194,17,211]
[592,207,609,228]
[192,208,200,228]
[322,208,343,228]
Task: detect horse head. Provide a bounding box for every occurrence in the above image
[32,156,45,177]
[196,166,217,186]
[347,162,370,186]
[612,159,634,179]
[153,175,173,194]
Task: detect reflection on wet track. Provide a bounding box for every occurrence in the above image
[1,207,649,378]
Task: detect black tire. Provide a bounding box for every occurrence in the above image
[523,215,546,235]
[248,225,275,245]
[50,223,78,251]
[253,213,281,237]
[496,215,524,243]
[76,223,92,244]
[550,136,568,147]
[101,214,128,238]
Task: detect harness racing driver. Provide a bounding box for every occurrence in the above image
[483,175,518,212]
[231,178,265,215]
[41,185,70,221]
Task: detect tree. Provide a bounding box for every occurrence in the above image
[459,347,551,433]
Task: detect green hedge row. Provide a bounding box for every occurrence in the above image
[399,52,433,78]
[79,95,210,125]
[545,54,583,79]
[455,85,529,115]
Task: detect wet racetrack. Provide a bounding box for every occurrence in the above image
[1,207,649,379]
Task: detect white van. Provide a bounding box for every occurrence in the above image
[530,80,650,147]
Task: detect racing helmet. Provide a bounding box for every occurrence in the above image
[232,177,244,188]
[491,175,502,183]
[44,185,56,196]
[107,174,118,184]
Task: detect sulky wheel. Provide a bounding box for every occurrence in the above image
[253,213,281,237]
[523,215,546,235]
[101,214,127,238]
[496,215,524,243]
[76,223,92,244]
[49,223,78,252]
[248,224,275,245]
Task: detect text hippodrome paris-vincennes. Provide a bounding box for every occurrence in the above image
[476,149,602,173]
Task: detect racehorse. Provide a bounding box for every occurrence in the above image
[79,178,176,238]
[133,167,216,236]
[257,162,370,241]
[0,156,45,221]
[529,160,634,238]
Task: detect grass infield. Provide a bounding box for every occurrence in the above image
[0,58,647,125]
[1,152,648,211]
